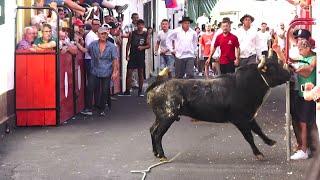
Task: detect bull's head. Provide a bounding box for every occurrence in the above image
[257,55,290,88]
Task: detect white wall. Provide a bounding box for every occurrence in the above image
[114,0,144,26]
[0,0,16,95]
[211,0,296,30]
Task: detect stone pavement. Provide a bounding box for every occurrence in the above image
[0,85,314,180]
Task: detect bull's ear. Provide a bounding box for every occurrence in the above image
[258,55,266,69]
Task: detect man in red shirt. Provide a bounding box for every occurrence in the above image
[206,18,240,74]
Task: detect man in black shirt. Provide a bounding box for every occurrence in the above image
[123,19,150,97]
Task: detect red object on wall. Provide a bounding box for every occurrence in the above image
[15,50,85,126]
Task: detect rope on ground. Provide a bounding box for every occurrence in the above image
[130,152,181,180]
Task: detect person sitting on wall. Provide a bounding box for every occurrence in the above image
[17,27,36,50]
[33,23,57,50]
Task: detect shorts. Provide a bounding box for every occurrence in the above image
[295,96,316,123]
[45,0,64,6]
[128,53,145,69]
[204,57,217,64]
[220,62,235,74]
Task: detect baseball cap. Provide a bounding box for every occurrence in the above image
[102,23,112,29]
[98,26,109,33]
[107,22,118,29]
[73,19,85,27]
[293,29,311,39]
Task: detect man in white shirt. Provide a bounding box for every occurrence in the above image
[166,17,198,79]
[155,19,174,77]
[277,22,286,52]
[196,13,209,31]
[85,19,100,73]
[236,14,258,67]
[84,19,100,107]
[256,22,271,58]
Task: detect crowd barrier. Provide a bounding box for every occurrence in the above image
[15,50,85,126]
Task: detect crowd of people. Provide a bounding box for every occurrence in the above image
[16,0,132,117]
[15,1,317,160]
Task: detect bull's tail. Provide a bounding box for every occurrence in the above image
[146,67,170,93]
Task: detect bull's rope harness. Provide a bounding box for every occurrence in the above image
[253,72,272,119]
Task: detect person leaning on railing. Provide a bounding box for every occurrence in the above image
[59,29,78,55]
[32,23,57,50]
[17,27,36,50]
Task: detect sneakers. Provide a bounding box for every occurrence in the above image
[84,7,94,21]
[290,150,309,160]
[99,111,106,116]
[307,148,312,156]
[118,90,131,96]
[81,109,93,116]
[110,96,117,101]
[138,91,144,97]
[115,4,128,14]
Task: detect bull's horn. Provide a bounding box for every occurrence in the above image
[159,67,170,77]
[258,55,266,69]
[283,63,289,71]
[267,48,273,59]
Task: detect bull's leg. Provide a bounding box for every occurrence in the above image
[235,123,264,160]
[154,118,175,161]
[150,120,159,157]
[250,119,276,146]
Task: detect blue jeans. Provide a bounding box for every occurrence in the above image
[160,55,175,76]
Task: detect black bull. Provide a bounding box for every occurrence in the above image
[147,60,290,161]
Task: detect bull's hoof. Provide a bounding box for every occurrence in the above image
[191,119,200,122]
[159,157,168,162]
[266,139,277,146]
[255,154,265,161]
